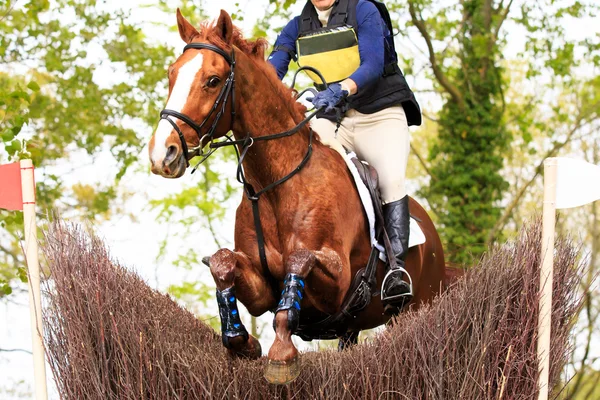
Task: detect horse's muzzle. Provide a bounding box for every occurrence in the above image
[151,152,187,178]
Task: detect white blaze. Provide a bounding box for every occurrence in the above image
[152,53,204,163]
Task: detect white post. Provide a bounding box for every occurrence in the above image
[537,158,557,400]
[20,159,48,400]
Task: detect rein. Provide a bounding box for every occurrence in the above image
[215,111,317,272]
[160,42,322,272]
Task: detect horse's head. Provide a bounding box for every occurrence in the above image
[149,9,236,178]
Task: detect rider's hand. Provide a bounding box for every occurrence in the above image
[307,83,349,113]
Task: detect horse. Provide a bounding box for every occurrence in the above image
[148,9,447,384]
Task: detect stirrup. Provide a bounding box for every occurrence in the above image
[380,265,413,303]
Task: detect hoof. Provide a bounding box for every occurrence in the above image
[228,335,262,360]
[264,355,301,385]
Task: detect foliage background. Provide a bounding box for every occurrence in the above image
[0,0,599,398]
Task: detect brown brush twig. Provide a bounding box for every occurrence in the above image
[41,219,582,399]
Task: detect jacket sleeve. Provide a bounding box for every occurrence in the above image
[267,17,300,80]
[348,1,385,91]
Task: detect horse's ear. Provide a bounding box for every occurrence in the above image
[176,8,199,43]
[215,9,234,45]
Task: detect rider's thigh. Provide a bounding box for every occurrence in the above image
[310,115,354,154]
[352,106,410,203]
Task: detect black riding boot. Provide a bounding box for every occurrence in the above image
[381,195,413,313]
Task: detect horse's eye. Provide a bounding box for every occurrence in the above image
[207,76,221,88]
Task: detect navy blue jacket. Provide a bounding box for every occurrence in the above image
[268,0,422,125]
[268,0,386,91]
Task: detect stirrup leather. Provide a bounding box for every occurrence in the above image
[380,266,413,303]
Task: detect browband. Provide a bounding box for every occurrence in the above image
[183,42,234,65]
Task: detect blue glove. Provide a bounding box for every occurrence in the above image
[307,83,349,112]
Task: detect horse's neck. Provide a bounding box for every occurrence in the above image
[232,57,312,192]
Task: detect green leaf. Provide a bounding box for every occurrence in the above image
[0,282,13,296]
[17,267,28,283]
[1,130,15,141]
[27,81,41,92]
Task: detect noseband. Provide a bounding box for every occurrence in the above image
[160,42,236,162]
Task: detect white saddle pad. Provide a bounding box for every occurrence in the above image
[342,152,426,259]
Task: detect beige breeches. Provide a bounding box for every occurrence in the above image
[311,106,410,204]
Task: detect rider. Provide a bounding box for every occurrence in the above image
[267,0,421,311]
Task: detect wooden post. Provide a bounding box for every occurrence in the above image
[537,157,557,400]
[20,159,48,400]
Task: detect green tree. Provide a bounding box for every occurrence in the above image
[401,0,599,264]
[0,0,171,296]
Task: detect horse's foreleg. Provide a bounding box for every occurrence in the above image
[265,249,316,384]
[210,248,275,359]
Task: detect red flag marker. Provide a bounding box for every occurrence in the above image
[0,162,23,211]
[0,160,48,400]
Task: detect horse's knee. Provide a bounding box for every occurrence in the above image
[210,249,236,289]
[286,249,316,276]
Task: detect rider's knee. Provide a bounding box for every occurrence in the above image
[380,178,406,204]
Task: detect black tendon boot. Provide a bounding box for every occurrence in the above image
[381,195,413,313]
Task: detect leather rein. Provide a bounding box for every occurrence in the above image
[160,42,320,273]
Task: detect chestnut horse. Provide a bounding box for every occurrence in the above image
[148,9,446,384]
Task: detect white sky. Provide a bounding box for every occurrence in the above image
[1,0,599,398]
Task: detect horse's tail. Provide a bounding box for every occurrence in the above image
[444,265,465,290]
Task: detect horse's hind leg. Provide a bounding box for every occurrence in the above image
[209,248,275,359]
[265,249,316,384]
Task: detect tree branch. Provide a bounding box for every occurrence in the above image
[492,0,514,43]
[422,111,439,123]
[0,347,32,354]
[494,0,505,14]
[0,0,19,23]
[485,116,588,245]
[0,243,20,264]
[481,0,514,80]
[483,0,493,31]
[408,1,466,111]
[409,144,440,217]
[410,143,436,182]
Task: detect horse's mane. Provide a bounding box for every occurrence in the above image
[198,21,308,125]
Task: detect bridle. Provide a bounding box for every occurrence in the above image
[158,41,323,273]
[160,42,237,165]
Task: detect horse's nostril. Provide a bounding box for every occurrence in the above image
[165,145,178,162]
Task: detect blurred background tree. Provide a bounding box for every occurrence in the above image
[0,0,172,296]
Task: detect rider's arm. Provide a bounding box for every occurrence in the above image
[341,1,385,95]
[267,17,300,80]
